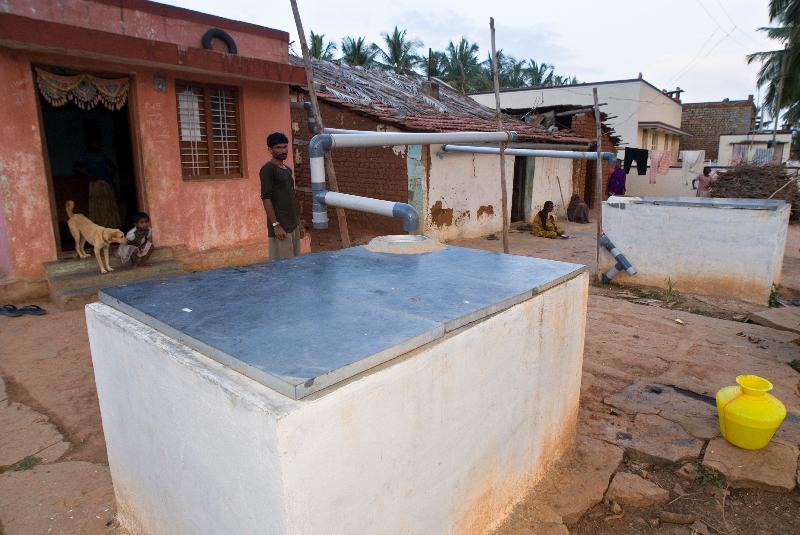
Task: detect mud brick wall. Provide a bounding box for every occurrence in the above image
[290,98,407,235]
[681,98,756,159]
[570,113,618,203]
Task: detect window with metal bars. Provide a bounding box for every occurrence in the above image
[176,82,242,179]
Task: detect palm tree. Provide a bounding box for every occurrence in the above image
[375,27,422,74]
[442,37,489,92]
[341,36,379,67]
[309,30,337,61]
[747,0,800,124]
[525,60,554,87]
[426,50,448,78]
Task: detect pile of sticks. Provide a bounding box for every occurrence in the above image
[710,164,800,219]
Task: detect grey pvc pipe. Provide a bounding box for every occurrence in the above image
[599,233,636,283]
[308,130,518,231]
[441,144,616,164]
[330,131,516,148]
[322,192,419,232]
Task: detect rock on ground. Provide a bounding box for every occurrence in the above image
[0,402,70,467]
[0,461,115,535]
[703,437,798,492]
[614,413,704,464]
[604,472,669,507]
[604,382,719,440]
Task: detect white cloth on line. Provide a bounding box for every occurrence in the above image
[679,150,705,184]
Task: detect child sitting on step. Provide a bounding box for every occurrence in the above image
[118,212,153,267]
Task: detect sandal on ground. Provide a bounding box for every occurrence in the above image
[18,305,47,316]
[0,305,22,317]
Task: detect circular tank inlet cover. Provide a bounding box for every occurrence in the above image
[365,235,443,255]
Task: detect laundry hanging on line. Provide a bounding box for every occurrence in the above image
[679,150,705,185]
[624,147,649,175]
[648,149,671,184]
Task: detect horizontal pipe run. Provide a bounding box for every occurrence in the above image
[441,144,616,164]
[330,131,517,148]
[320,191,419,232]
[323,128,370,134]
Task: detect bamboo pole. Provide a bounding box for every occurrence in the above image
[555,175,567,219]
[593,88,603,280]
[289,0,351,247]
[489,17,510,254]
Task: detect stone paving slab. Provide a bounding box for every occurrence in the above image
[615,413,704,464]
[0,402,69,467]
[604,472,669,508]
[751,306,800,335]
[703,437,798,492]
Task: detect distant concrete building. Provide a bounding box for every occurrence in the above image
[470,77,686,159]
[681,96,757,160]
[718,131,793,166]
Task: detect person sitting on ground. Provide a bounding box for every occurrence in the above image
[567,193,590,224]
[118,211,153,267]
[532,201,567,239]
[607,160,627,197]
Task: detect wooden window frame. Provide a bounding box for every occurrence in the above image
[176,81,244,180]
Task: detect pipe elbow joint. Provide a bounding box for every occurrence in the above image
[602,152,617,164]
[309,134,333,158]
[599,234,611,247]
[392,203,420,233]
[311,188,329,230]
[507,131,519,142]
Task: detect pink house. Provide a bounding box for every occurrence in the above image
[0,0,304,302]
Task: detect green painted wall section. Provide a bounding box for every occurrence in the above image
[407,144,425,232]
[524,156,535,221]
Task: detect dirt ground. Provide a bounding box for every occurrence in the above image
[1,221,799,534]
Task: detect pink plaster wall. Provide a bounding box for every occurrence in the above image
[0,49,58,280]
[135,69,290,252]
[5,0,287,63]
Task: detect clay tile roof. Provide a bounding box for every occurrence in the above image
[290,56,591,145]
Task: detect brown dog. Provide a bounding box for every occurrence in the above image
[66,200,127,274]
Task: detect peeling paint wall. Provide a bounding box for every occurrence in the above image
[0,49,57,280]
[426,147,573,241]
[425,145,514,242]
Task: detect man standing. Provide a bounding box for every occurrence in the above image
[261,132,305,261]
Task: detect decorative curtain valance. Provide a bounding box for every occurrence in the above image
[35,68,129,111]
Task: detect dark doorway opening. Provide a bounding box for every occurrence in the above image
[39,95,137,256]
[511,156,527,222]
[584,160,596,208]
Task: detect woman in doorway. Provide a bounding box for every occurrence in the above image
[74,135,121,229]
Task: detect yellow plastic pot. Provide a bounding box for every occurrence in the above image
[716,375,786,450]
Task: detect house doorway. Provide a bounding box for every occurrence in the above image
[35,67,138,256]
[511,156,529,222]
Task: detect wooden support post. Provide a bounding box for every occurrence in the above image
[593,88,603,281]
[489,17,510,254]
[289,0,351,247]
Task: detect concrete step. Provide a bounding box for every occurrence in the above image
[44,247,175,279]
[49,260,184,310]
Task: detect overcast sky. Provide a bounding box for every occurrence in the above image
[162,0,777,105]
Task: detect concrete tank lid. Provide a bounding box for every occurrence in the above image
[606,196,786,210]
[98,245,584,400]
